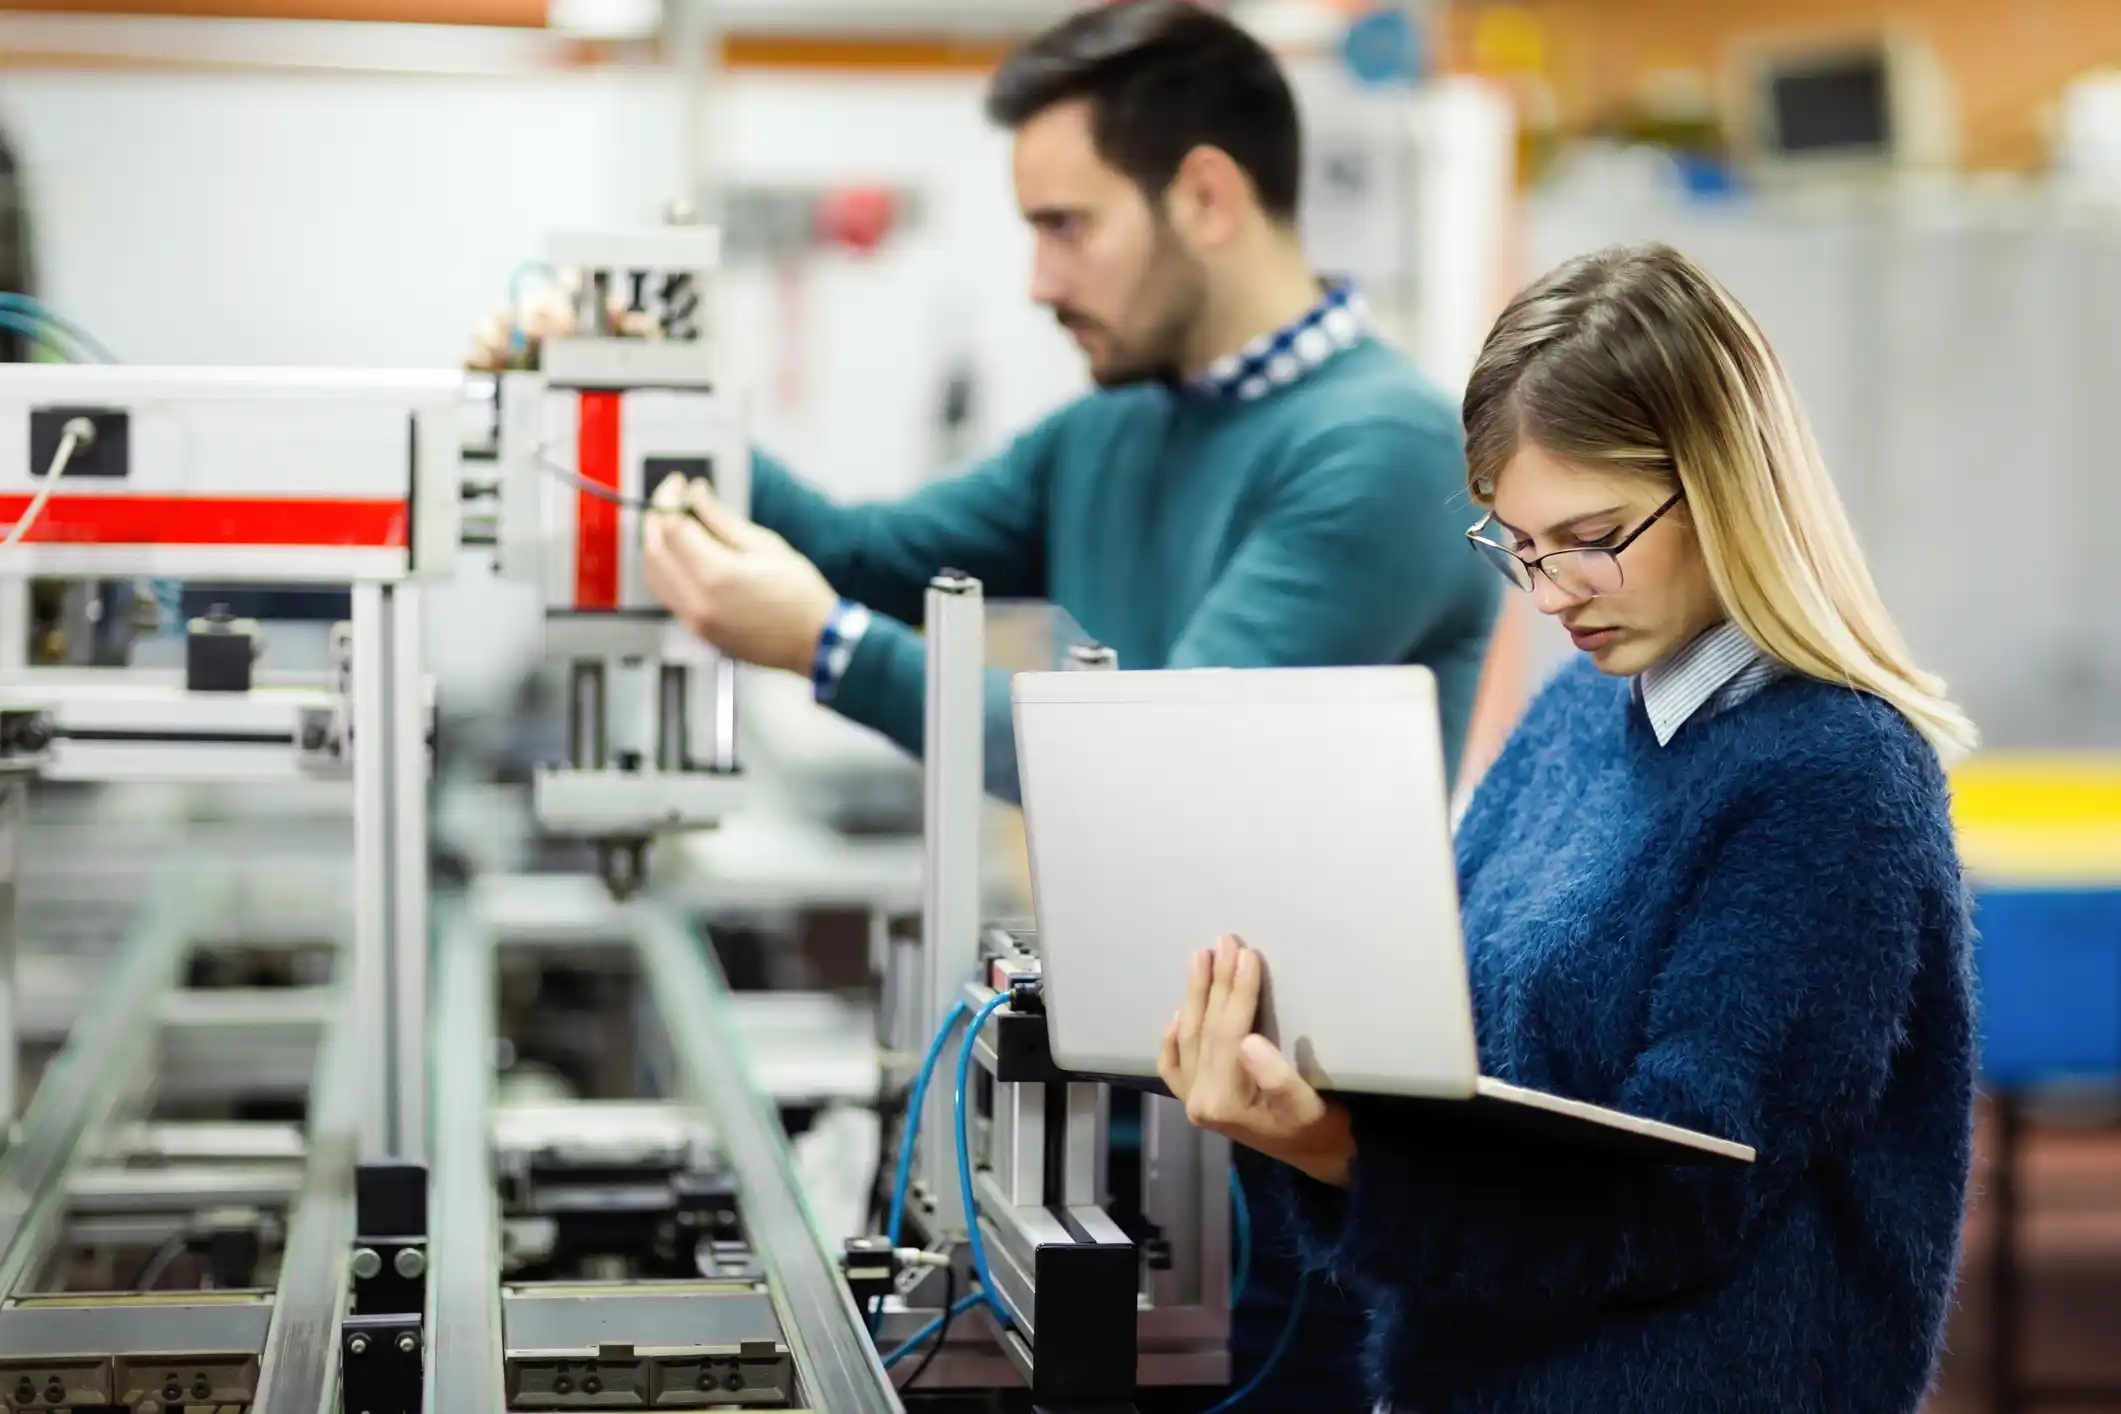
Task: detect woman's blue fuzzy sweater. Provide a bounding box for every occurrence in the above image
[1272,658,1977,1414]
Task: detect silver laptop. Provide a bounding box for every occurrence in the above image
[1009,665,1753,1167]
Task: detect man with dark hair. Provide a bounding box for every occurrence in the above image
[978,0,1306,388]
[640,2,1497,1407]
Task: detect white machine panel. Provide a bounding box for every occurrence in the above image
[530,384,750,617]
[0,365,462,583]
[547,227,721,273]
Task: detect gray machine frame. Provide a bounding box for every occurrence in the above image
[875,572,1233,1401]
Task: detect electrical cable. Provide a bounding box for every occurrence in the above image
[890,1262,957,1387]
[6,416,92,547]
[952,991,1014,1328]
[881,1290,984,1371]
[0,294,118,362]
[133,1231,189,1292]
[0,301,173,619]
[1229,1166,1251,1308]
[0,309,68,362]
[1204,1276,1309,1414]
[532,448,704,519]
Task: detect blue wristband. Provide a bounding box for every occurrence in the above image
[812,598,873,704]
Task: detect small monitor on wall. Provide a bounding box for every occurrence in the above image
[1734,29,1956,181]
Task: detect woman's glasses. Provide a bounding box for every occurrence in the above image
[1464,492,1683,599]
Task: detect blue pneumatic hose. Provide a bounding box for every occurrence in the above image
[953,991,1014,1328]
[868,998,971,1336]
[887,999,970,1246]
[1206,1276,1309,1412]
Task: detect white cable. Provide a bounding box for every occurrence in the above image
[6,417,95,548]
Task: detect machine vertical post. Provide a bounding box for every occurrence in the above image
[1061,1083,1105,1206]
[349,583,392,1163]
[1144,1100,1231,1315]
[710,658,739,773]
[919,572,983,1237]
[1056,644,1116,1208]
[386,584,430,1166]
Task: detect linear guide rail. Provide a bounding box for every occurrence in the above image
[0,864,367,1414]
[442,883,901,1414]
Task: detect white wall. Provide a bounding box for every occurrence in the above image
[706,67,1086,497]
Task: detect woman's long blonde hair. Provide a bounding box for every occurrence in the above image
[1463,243,1977,762]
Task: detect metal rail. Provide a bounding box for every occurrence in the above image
[253,1002,360,1413]
[425,905,507,1412]
[0,867,195,1291]
[632,904,902,1414]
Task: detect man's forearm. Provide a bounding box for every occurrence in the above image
[747,413,1058,631]
[747,453,931,617]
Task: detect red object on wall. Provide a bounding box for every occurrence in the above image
[815,185,897,256]
[575,390,623,610]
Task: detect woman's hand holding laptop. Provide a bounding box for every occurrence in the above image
[1158,933,1356,1188]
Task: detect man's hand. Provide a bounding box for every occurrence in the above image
[1159,935,1356,1187]
[464,278,659,371]
[642,477,840,678]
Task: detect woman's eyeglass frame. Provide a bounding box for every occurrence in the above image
[1464,491,1684,598]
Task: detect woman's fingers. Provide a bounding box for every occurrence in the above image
[1205,934,1236,1018]
[1205,936,1261,1046]
[1175,946,1211,1056]
[1158,1013,1184,1097]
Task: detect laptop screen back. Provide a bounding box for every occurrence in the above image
[1010,666,1482,1099]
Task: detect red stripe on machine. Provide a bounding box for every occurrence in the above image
[0,495,407,547]
[575,390,624,610]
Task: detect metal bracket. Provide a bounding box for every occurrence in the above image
[340,1314,423,1414]
[339,1161,427,1414]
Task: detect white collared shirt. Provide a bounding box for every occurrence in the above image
[1637,619,1780,745]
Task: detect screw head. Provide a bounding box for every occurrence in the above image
[397,1333,417,1355]
[348,1334,369,1356]
[394,1247,426,1279]
[351,1247,382,1279]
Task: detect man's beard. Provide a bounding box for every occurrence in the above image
[1062,229,1208,389]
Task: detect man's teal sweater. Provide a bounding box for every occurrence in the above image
[750,338,1499,800]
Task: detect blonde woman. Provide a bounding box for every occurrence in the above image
[1158,243,1978,1414]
